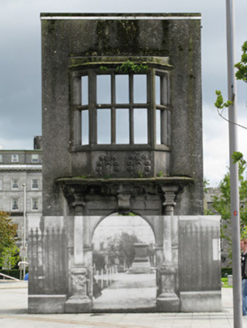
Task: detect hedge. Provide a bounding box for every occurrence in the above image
[0,269,28,280]
[221,267,232,277]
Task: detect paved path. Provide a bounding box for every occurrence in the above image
[1,281,247,327]
[93,273,156,311]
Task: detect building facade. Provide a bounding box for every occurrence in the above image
[0,147,42,248]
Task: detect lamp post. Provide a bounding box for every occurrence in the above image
[22,183,27,278]
[225,1,242,327]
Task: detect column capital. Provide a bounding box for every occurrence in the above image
[161,185,179,215]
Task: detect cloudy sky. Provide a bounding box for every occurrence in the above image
[0,0,247,186]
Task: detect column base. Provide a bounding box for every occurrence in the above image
[65,296,92,313]
[180,291,222,312]
[28,295,67,314]
[156,293,180,312]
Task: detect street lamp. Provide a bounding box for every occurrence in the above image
[22,183,27,278]
[225,1,242,327]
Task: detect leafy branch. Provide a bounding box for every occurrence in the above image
[235,41,247,83]
[116,60,148,73]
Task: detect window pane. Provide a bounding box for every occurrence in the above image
[81,110,89,145]
[134,108,148,144]
[116,75,129,103]
[116,109,129,144]
[32,179,39,189]
[155,75,161,105]
[133,75,147,103]
[81,76,88,105]
[97,75,111,104]
[0,155,2,162]
[12,179,18,189]
[32,198,38,210]
[11,154,19,162]
[97,109,111,144]
[31,154,39,163]
[0,180,2,190]
[156,109,161,144]
[12,198,19,210]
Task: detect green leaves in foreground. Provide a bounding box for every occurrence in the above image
[214,90,233,109]
[235,41,247,82]
[231,151,246,165]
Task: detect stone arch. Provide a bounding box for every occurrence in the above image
[90,212,157,246]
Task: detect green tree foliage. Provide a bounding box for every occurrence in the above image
[0,211,19,268]
[235,41,247,82]
[214,41,247,111]
[210,159,247,242]
[214,90,233,109]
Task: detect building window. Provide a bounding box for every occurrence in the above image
[31,179,39,189]
[31,154,39,163]
[12,198,19,211]
[0,154,2,162]
[32,198,39,211]
[155,72,170,146]
[0,198,2,210]
[72,67,171,150]
[0,179,2,190]
[11,154,19,162]
[11,179,19,189]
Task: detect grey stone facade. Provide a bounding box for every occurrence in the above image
[28,13,221,313]
[0,148,42,261]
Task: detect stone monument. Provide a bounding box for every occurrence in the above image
[28,13,221,314]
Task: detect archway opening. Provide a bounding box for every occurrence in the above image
[91,213,157,312]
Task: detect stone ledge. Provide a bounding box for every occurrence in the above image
[180,291,222,312]
[28,295,67,314]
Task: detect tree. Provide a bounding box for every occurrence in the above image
[235,41,247,82]
[209,157,247,248]
[0,211,19,268]
[214,41,247,126]
[106,232,142,268]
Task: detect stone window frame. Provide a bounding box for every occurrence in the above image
[69,61,171,152]
[31,178,39,190]
[31,154,39,163]
[31,197,39,211]
[11,154,19,163]
[11,179,19,190]
[11,198,19,211]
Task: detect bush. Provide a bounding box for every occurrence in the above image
[0,269,28,280]
[221,267,232,277]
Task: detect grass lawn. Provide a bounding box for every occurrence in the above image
[221,277,233,288]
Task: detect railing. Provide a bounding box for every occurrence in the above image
[28,228,67,295]
[178,222,221,291]
[94,266,118,290]
[0,273,21,281]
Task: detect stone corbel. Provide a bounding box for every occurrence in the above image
[161,185,179,215]
[116,184,132,214]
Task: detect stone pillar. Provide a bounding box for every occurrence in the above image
[65,201,91,313]
[157,186,180,312]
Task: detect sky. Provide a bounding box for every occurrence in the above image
[0,0,247,186]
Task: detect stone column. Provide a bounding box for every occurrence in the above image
[157,186,180,312]
[65,201,91,313]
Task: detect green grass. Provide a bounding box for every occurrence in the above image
[221,277,233,288]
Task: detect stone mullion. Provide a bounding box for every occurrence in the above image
[129,73,134,145]
[111,73,116,144]
[72,76,81,146]
[89,71,96,146]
